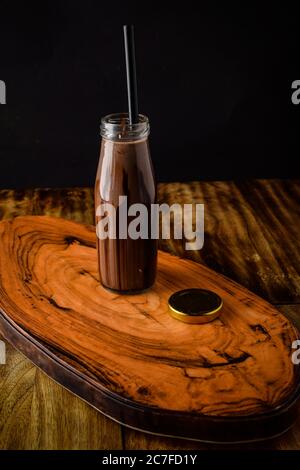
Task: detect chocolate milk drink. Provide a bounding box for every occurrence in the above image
[95,113,157,292]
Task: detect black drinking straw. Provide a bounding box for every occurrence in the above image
[123,25,139,125]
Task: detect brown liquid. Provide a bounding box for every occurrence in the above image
[95,137,157,292]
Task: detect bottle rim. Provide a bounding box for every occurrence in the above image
[100,113,150,141]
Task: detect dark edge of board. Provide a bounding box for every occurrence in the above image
[1,308,300,444]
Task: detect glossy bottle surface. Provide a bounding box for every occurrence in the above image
[95,114,157,292]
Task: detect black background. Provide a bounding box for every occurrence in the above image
[0,2,298,188]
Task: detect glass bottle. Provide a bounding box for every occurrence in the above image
[95,113,157,293]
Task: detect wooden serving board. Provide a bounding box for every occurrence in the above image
[0,216,299,443]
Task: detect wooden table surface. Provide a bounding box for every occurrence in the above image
[0,179,299,450]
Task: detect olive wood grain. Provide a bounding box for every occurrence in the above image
[124,304,300,450]
[0,215,299,442]
[1,180,299,304]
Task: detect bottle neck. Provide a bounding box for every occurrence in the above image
[100,113,150,142]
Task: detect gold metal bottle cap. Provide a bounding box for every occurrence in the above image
[168,288,223,324]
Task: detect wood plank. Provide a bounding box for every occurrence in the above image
[1,180,299,303]
[0,215,299,443]
[0,340,122,450]
[0,188,94,224]
[0,181,299,448]
[157,180,300,303]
